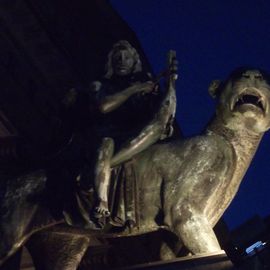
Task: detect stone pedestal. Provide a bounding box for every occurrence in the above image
[116,251,234,270]
[20,249,235,270]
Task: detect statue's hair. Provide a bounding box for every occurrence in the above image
[104,40,142,78]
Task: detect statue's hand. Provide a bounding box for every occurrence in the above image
[134,81,156,94]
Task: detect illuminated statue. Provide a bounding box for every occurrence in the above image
[76,40,175,224]
[2,62,270,269]
[65,40,176,226]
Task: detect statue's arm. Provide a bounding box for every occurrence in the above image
[96,81,155,114]
[110,51,177,167]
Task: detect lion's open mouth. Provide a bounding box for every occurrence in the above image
[234,94,264,110]
[232,90,266,113]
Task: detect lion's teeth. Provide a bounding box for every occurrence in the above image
[257,97,264,108]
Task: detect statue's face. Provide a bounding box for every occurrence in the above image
[112,49,135,76]
[217,69,270,133]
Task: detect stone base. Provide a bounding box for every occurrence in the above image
[20,248,234,270]
[116,251,234,270]
[20,249,234,270]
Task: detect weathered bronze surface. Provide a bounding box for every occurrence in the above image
[77,41,176,222]
[1,68,270,270]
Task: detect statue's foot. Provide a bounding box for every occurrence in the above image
[94,206,110,218]
[92,208,110,229]
[93,199,110,218]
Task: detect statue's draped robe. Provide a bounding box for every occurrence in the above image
[61,72,162,227]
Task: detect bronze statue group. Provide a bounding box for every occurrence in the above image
[2,36,270,270]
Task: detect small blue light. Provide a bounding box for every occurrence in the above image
[245,241,265,255]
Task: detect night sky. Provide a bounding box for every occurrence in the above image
[110,0,270,230]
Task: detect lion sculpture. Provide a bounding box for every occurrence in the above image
[1,68,270,270]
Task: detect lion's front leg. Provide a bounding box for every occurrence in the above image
[168,204,221,255]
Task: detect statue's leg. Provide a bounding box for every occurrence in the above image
[94,137,114,217]
[27,230,90,270]
[111,70,177,168]
[111,121,165,167]
[169,204,221,255]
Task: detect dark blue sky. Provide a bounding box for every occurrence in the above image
[110,0,270,229]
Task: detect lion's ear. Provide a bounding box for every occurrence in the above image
[208,80,221,98]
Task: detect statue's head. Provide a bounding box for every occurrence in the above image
[104,40,142,78]
[209,68,270,133]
